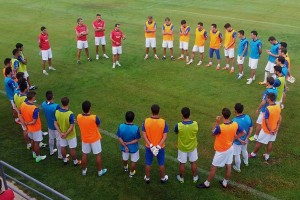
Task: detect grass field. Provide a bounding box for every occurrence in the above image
[1,0,300,199]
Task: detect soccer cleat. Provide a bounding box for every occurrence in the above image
[116,62,121,67]
[74,160,82,167]
[170,56,175,61]
[50,148,58,156]
[246,79,253,85]
[32,152,37,159]
[98,168,107,176]
[160,175,168,184]
[124,164,128,172]
[43,132,48,136]
[205,63,212,67]
[219,180,227,188]
[87,58,92,62]
[43,70,48,75]
[244,162,249,167]
[103,54,109,59]
[63,158,69,165]
[193,175,199,183]
[233,165,241,173]
[187,60,193,65]
[144,175,150,184]
[129,170,136,178]
[112,63,116,69]
[248,153,256,158]
[162,56,166,60]
[196,183,210,189]
[177,56,184,60]
[197,61,202,66]
[144,55,149,60]
[263,154,269,161]
[77,60,81,65]
[26,143,31,150]
[216,66,220,70]
[237,74,243,80]
[35,155,46,163]
[154,55,159,60]
[58,154,69,160]
[186,58,189,63]
[82,168,87,176]
[49,66,56,71]
[259,81,266,85]
[249,135,258,141]
[39,142,48,148]
[230,67,234,73]
[222,66,229,70]
[29,85,37,90]
[96,54,99,60]
[176,175,184,183]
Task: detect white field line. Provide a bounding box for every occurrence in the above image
[1,90,278,200]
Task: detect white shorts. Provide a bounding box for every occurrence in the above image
[41,48,52,60]
[237,56,245,65]
[224,48,234,58]
[265,61,275,73]
[48,129,60,140]
[257,129,277,144]
[212,145,234,167]
[24,71,29,79]
[95,36,106,46]
[112,46,122,55]
[233,143,248,156]
[60,137,77,148]
[192,45,204,53]
[162,40,173,48]
[145,38,156,48]
[179,42,189,50]
[177,148,198,163]
[122,150,140,162]
[249,58,259,69]
[77,41,88,49]
[82,140,102,154]
[256,112,264,124]
[28,130,43,142]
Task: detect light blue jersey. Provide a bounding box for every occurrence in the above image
[4,77,16,100]
[261,88,278,112]
[238,38,248,57]
[41,101,60,130]
[232,114,252,145]
[268,42,280,62]
[250,39,262,59]
[117,123,141,153]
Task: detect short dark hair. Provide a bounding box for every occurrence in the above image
[12,49,19,56]
[268,36,276,41]
[277,56,285,64]
[96,13,101,16]
[198,22,203,26]
[125,111,135,123]
[5,66,12,76]
[4,58,11,65]
[281,48,287,54]
[61,97,69,106]
[41,26,46,31]
[27,91,36,100]
[82,100,91,113]
[151,104,160,115]
[267,76,275,85]
[251,30,258,36]
[222,108,231,119]
[181,20,186,25]
[234,103,244,114]
[280,42,287,48]
[274,65,282,73]
[18,77,26,86]
[148,16,153,19]
[165,17,170,21]
[115,23,120,27]
[45,91,53,101]
[16,43,23,49]
[224,23,231,29]
[16,72,24,80]
[181,107,190,119]
[211,23,217,28]
[19,81,28,92]
[77,18,83,23]
[266,92,276,102]
[238,30,244,35]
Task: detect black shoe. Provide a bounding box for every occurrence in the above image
[144,176,150,184]
[77,60,81,64]
[196,183,210,189]
[88,58,92,62]
[162,56,166,60]
[219,180,227,188]
[171,57,175,61]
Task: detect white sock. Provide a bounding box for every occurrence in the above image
[242,149,248,164]
[56,139,62,158]
[217,64,220,67]
[73,159,78,165]
[223,179,228,186]
[264,154,270,160]
[204,180,210,187]
[264,71,269,82]
[234,155,241,170]
[186,56,189,60]
[49,138,54,153]
[226,64,229,68]
[63,158,68,162]
[251,152,256,156]
[209,62,212,65]
[181,54,184,57]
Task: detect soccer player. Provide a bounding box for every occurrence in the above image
[3,58,12,77]
[54,97,81,166]
[246,31,262,84]
[16,43,36,90]
[197,108,244,189]
[19,91,47,163]
[11,49,20,75]
[259,36,280,85]
[206,24,222,69]
[236,30,248,79]
[4,67,18,123]
[249,93,281,161]
[77,101,107,176]
[162,17,175,61]
[174,107,199,183]
[187,22,208,65]
[117,111,141,177]
[280,48,295,83]
[178,20,190,62]
[41,91,63,159]
[144,16,159,60]
[250,77,277,141]
[223,23,237,73]
[38,26,56,75]
[232,103,253,172]
[76,18,92,64]
[142,104,169,184]
[93,14,109,60]
[275,56,288,77]
[110,23,126,69]
[273,66,285,107]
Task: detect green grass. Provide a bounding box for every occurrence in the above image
[0,0,300,199]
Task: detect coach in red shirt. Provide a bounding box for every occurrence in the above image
[110,24,126,69]
[93,14,109,60]
[75,18,92,64]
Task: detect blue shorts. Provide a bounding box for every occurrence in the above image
[209,48,221,59]
[145,147,165,166]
